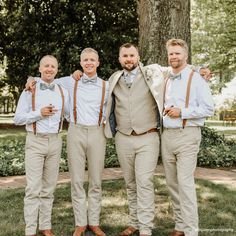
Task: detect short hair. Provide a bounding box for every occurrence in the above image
[166,38,188,53]
[119,43,139,53]
[80,48,99,60]
[39,55,58,67]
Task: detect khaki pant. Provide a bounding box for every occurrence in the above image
[115,131,159,235]
[24,132,62,235]
[67,123,106,226]
[161,127,201,236]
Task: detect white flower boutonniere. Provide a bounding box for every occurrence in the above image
[145,68,153,80]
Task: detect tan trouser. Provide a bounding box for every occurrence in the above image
[115,131,159,235]
[67,123,106,226]
[24,132,62,235]
[161,127,201,236]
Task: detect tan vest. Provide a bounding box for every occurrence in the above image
[113,70,158,135]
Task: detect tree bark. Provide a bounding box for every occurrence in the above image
[138,0,191,66]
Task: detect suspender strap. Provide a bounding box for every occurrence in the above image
[73,80,79,124]
[57,84,65,132]
[98,80,106,126]
[32,88,36,135]
[182,70,194,128]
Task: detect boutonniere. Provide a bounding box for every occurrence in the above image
[145,68,153,80]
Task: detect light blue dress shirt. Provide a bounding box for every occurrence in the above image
[14,79,70,133]
[56,74,109,126]
[163,66,214,128]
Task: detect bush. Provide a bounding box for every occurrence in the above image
[198,126,236,168]
[0,135,119,177]
[0,127,235,176]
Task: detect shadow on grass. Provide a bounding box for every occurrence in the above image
[0,177,235,236]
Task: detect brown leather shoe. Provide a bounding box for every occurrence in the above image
[39,229,55,236]
[73,226,87,236]
[169,230,185,236]
[119,226,139,236]
[88,225,106,236]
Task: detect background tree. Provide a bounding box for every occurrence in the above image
[138,0,191,65]
[191,0,236,93]
[0,0,138,96]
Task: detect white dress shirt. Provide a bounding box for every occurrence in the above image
[52,74,108,126]
[14,79,69,133]
[163,66,214,128]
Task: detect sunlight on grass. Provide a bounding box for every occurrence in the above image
[0,177,236,236]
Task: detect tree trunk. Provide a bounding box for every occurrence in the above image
[138,0,191,66]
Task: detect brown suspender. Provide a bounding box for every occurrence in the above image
[31,84,65,134]
[57,84,65,132]
[32,88,36,134]
[164,70,194,128]
[73,79,79,124]
[98,80,106,126]
[182,70,194,128]
[73,79,106,126]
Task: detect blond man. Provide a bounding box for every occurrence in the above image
[162,39,214,236]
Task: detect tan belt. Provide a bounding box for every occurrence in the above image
[131,128,158,136]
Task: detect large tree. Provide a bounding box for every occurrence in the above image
[138,0,191,65]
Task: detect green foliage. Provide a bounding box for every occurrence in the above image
[0,0,138,94]
[191,0,236,92]
[198,126,236,168]
[0,135,119,177]
[1,127,235,176]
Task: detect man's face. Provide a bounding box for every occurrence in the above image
[119,46,140,71]
[39,57,58,83]
[167,45,188,69]
[80,52,100,77]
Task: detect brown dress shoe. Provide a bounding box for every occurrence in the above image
[88,225,106,236]
[39,229,55,236]
[119,226,139,236]
[169,230,185,236]
[73,226,87,236]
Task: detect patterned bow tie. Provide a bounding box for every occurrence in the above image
[40,83,55,91]
[169,73,181,80]
[82,77,97,84]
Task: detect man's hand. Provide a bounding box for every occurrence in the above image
[40,105,58,117]
[199,68,212,81]
[164,106,181,118]
[72,70,83,81]
[25,76,36,91]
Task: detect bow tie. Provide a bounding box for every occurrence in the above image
[82,77,97,84]
[169,73,181,80]
[40,83,55,91]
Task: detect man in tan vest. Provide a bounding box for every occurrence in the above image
[104,43,165,236]
[162,39,214,236]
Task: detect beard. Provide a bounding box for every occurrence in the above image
[122,62,138,71]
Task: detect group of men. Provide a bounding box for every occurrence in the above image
[14,38,214,236]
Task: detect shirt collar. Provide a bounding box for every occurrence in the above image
[124,67,138,77]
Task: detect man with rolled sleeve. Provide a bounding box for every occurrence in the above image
[14,55,69,236]
[162,39,214,236]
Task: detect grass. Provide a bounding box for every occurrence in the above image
[0,177,235,236]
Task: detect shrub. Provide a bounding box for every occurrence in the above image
[0,127,235,176]
[198,126,236,168]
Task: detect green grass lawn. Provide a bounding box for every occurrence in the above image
[0,177,235,236]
